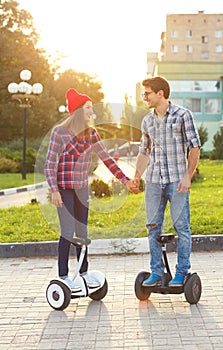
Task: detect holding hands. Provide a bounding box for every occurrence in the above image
[51,178,141,208]
[126,178,140,194]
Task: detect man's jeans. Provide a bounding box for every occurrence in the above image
[145,182,191,277]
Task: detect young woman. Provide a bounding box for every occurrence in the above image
[45,88,136,289]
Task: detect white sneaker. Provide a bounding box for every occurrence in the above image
[60,277,81,291]
[82,273,100,288]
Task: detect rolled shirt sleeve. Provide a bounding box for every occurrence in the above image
[182,109,201,149]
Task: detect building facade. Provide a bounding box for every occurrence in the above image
[144,11,223,151]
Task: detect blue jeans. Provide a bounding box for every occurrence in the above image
[145,182,191,277]
[57,186,89,277]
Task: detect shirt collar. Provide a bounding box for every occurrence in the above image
[168,101,182,116]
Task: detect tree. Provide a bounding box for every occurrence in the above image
[52,69,104,107]
[211,128,223,160]
[197,124,208,158]
[0,1,106,144]
[0,0,58,143]
[120,94,147,142]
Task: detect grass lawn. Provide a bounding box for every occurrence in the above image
[0,160,222,243]
[190,160,223,236]
[0,173,34,190]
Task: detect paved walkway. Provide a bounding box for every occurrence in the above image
[0,251,223,349]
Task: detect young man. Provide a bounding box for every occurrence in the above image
[134,76,201,287]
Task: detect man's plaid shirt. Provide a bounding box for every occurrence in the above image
[139,102,201,184]
[45,126,129,192]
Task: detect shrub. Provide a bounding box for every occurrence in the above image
[110,178,126,195]
[0,148,15,159]
[0,157,19,173]
[90,179,112,198]
[210,128,223,160]
[26,148,37,172]
[139,178,145,192]
[0,147,37,173]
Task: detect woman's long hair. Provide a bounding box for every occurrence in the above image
[60,106,91,138]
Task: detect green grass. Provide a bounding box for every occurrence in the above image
[190,160,223,235]
[0,160,222,243]
[0,173,34,190]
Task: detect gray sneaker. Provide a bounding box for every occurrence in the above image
[82,273,100,288]
[60,276,81,291]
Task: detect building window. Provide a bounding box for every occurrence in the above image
[185,99,201,113]
[170,80,221,92]
[171,45,178,53]
[201,36,209,43]
[185,30,192,38]
[171,30,178,38]
[205,99,221,114]
[201,51,209,59]
[186,45,193,53]
[215,45,223,53]
[215,30,223,38]
[194,81,201,91]
[171,98,183,106]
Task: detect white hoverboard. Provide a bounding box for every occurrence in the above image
[46,237,108,310]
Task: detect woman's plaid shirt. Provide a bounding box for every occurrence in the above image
[44,126,129,192]
[139,102,201,184]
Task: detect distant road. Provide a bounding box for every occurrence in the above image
[0,185,48,208]
[0,157,140,209]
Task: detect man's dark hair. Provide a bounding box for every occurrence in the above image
[142,76,170,99]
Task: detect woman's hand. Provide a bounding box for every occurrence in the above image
[51,191,63,207]
[126,179,139,194]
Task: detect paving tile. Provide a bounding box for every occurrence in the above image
[0,251,223,349]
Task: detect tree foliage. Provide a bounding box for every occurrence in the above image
[120,94,147,141]
[211,128,223,160]
[52,69,104,106]
[0,0,57,142]
[0,0,106,145]
[197,124,208,158]
[198,125,208,149]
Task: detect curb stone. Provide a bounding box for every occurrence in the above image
[0,181,47,196]
[0,235,222,258]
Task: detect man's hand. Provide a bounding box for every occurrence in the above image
[51,191,63,207]
[178,147,200,193]
[177,172,191,193]
[126,179,139,194]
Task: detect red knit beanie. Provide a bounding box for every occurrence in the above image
[66,88,92,115]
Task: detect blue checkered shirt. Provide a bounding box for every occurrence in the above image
[139,102,201,184]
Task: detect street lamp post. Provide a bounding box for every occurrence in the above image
[129,96,133,142]
[8,70,43,180]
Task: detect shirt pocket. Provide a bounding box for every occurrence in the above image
[170,123,182,139]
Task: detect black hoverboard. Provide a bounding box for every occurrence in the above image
[134,234,202,304]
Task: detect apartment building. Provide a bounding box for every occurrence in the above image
[144,11,223,151]
[161,11,223,62]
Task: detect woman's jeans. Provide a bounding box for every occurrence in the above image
[57,186,89,277]
[145,182,191,277]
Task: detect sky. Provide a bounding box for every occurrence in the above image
[17,0,223,104]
